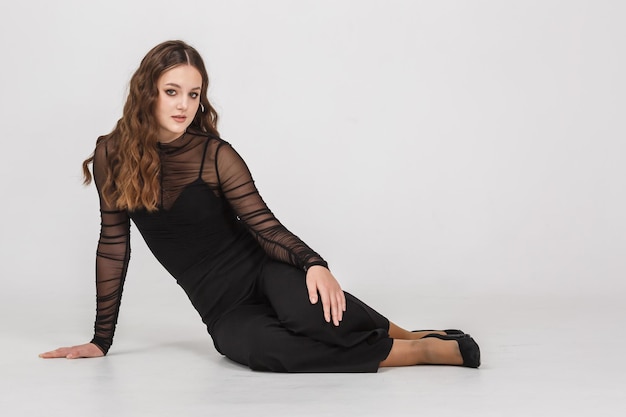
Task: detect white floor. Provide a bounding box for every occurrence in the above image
[2,292,625,417]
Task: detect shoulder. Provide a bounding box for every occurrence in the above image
[187,130,228,144]
[184,129,234,156]
[213,138,242,163]
[93,133,116,161]
[185,129,231,150]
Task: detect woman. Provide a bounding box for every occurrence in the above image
[40,40,480,372]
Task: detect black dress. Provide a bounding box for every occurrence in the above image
[90,131,393,372]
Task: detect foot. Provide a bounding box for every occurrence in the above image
[419,337,465,366]
[422,334,481,368]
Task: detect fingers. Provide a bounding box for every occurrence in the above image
[307,282,319,304]
[319,289,332,324]
[335,290,346,313]
[305,267,346,326]
[66,349,84,359]
[319,286,346,326]
[334,290,346,325]
[39,343,103,359]
[338,290,346,315]
[39,347,72,359]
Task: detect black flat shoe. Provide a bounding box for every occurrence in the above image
[412,329,466,336]
[422,333,481,368]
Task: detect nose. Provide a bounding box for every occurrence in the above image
[177,96,188,111]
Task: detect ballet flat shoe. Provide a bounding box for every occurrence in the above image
[412,329,466,336]
[422,333,481,368]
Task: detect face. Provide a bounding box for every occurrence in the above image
[154,65,203,143]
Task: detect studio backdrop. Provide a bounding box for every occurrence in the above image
[0,1,624,317]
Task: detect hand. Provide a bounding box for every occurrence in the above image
[305,265,347,326]
[39,343,104,359]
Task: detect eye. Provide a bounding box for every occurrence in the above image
[190,92,199,99]
[165,89,176,96]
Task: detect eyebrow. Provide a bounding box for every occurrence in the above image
[164,82,201,90]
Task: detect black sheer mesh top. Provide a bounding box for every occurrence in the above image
[90,131,328,354]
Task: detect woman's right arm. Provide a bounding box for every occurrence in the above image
[40,141,131,359]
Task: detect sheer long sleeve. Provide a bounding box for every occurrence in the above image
[89,141,131,354]
[215,143,328,271]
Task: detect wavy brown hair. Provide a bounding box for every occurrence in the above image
[82,40,219,211]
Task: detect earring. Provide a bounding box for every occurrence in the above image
[200,103,206,113]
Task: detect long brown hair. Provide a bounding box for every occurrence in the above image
[82,40,219,211]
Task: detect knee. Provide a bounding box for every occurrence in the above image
[215,317,290,372]
[245,328,290,372]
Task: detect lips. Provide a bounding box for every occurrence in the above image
[172,115,187,123]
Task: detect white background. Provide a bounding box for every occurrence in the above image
[1,1,625,416]
[1,0,623,301]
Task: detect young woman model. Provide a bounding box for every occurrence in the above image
[40,40,480,372]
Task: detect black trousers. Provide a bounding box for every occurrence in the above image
[210,261,394,373]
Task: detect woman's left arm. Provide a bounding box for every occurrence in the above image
[215,142,346,325]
